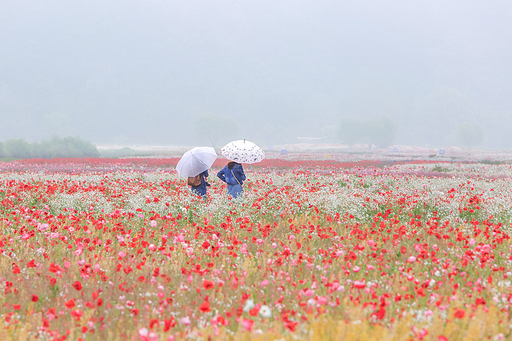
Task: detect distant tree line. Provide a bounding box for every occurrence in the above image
[337,115,483,149]
[0,136,99,159]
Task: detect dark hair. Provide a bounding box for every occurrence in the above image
[227,161,239,169]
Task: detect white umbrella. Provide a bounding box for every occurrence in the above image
[221,140,265,164]
[176,147,217,177]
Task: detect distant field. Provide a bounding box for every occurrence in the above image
[95,143,512,163]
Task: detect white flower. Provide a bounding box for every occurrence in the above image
[259,305,272,317]
[243,299,255,312]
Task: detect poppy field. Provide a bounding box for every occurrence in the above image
[1,158,512,340]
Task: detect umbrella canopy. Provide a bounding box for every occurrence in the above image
[176,147,217,177]
[221,140,265,164]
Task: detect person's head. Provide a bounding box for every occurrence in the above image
[227,161,239,169]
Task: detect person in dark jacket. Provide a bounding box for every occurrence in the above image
[190,170,210,201]
[217,162,246,199]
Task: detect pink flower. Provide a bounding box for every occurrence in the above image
[407,256,417,263]
[303,288,314,297]
[354,280,366,289]
[317,296,327,305]
[260,279,269,287]
[180,316,191,325]
[118,251,126,258]
[242,318,254,331]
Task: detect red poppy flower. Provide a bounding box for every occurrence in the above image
[202,280,214,290]
[372,308,385,320]
[70,309,83,320]
[72,281,82,291]
[216,315,227,326]
[65,299,76,309]
[149,318,159,329]
[48,263,61,273]
[164,317,176,331]
[31,294,39,302]
[199,301,211,312]
[454,308,465,319]
[249,307,259,316]
[12,264,20,274]
[284,321,298,331]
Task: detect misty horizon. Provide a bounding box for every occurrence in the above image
[1,1,511,149]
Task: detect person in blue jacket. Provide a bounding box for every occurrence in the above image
[217,161,246,199]
[190,170,210,201]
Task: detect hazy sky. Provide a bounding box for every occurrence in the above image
[1,1,511,148]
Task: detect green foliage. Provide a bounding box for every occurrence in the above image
[432,164,450,172]
[1,136,99,159]
[480,160,505,165]
[35,136,100,158]
[3,139,33,158]
[98,147,141,158]
[455,122,484,148]
[194,114,239,147]
[368,117,397,148]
